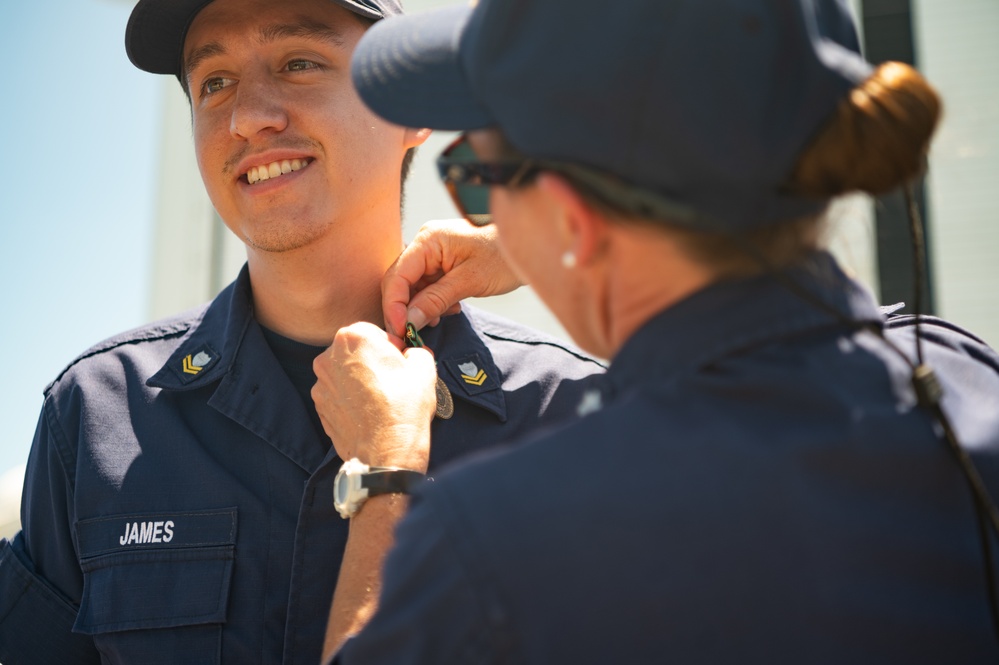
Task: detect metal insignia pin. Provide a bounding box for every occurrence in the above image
[405,323,455,420]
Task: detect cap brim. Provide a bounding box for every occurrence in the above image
[351,4,493,130]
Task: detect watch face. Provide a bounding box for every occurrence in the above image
[335,474,349,506]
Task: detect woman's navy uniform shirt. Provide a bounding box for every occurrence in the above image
[0,265,605,665]
[339,252,999,664]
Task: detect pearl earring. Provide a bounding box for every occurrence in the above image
[561,251,577,269]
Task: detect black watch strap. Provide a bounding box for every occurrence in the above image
[360,469,426,497]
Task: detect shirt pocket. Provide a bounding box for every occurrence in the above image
[73,508,237,665]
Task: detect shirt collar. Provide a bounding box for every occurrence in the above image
[419,307,508,422]
[607,251,884,397]
[147,264,255,391]
[146,266,508,420]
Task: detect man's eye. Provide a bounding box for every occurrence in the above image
[287,59,319,72]
[202,77,234,96]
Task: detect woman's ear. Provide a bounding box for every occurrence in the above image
[535,172,610,268]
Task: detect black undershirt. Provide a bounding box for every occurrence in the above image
[259,326,333,452]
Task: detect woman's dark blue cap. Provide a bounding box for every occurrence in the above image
[351,0,875,230]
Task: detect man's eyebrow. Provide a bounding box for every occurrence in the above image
[185,42,227,86]
[183,19,347,85]
[258,19,348,48]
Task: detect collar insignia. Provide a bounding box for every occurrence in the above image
[444,353,499,397]
[182,350,214,376]
[458,361,487,386]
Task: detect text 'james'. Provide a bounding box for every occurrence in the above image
[119,520,175,545]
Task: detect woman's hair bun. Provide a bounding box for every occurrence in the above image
[789,61,942,198]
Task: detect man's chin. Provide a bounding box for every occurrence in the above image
[240,223,330,254]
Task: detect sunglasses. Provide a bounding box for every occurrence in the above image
[436,134,539,226]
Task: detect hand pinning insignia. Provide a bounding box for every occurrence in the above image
[405,323,455,419]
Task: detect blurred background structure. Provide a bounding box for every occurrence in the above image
[1,0,997,539]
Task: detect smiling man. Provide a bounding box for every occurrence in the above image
[0,1,604,663]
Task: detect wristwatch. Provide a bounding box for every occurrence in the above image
[333,458,427,519]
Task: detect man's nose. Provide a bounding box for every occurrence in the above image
[230,75,289,139]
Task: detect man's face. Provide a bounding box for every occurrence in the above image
[184,0,416,253]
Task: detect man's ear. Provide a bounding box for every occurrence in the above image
[535,172,609,268]
[404,127,433,149]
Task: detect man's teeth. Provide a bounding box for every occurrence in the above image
[246,158,309,185]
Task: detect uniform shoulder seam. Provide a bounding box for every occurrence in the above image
[45,310,203,393]
[480,330,606,368]
[463,305,606,368]
[885,313,990,346]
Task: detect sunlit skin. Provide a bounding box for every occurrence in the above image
[465,129,720,360]
[461,131,588,339]
[183,0,427,343]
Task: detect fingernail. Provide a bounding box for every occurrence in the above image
[407,306,428,331]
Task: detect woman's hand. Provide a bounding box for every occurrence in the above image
[382,219,523,338]
[312,322,437,472]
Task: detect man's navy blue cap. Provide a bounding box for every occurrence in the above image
[351,0,875,230]
[126,0,404,80]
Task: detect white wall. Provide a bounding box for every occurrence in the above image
[0,465,25,541]
[914,0,999,347]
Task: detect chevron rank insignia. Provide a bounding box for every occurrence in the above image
[180,349,217,378]
[445,353,498,396]
[458,361,487,386]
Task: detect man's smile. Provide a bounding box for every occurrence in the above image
[244,157,313,185]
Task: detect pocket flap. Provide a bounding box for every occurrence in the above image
[73,508,237,635]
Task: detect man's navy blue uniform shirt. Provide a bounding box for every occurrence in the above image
[338,252,999,664]
[0,265,605,665]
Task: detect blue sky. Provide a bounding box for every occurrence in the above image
[0,0,161,473]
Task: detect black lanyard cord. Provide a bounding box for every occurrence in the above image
[899,185,999,645]
[725,189,999,646]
